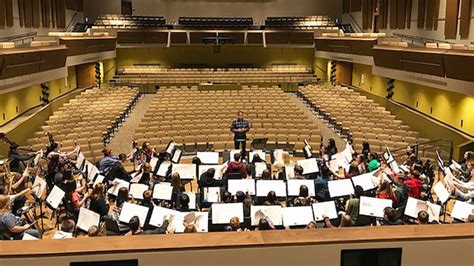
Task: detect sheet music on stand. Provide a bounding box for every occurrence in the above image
[273,149,284,164]
[312,201,338,221]
[76,152,85,170]
[211,203,244,224]
[130,172,142,183]
[250,205,283,226]
[249,150,266,162]
[404,197,441,222]
[166,141,176,155]
[254,162,268,177]
[172,164,197,180]
[77,207,100,232]
[149,206,178,227]
[198,162,227,180]
[185,192,197,210]
[256,180,287,197]
[449,160,462,171]
[152,182,173,200]
[297,158,319,174]
[203,187,221,203]
[171,149,183,163]
[156,161,172,177]
[282,206,314,226]
[328,179,355,198]
[150,157,159,172]
[184,212,209,232]
[359,196,392,218]
[93,174,105,186]
[46,185,65,209]
[31,176,47,198]
[34,150,43,167]
[287,179,315,196]
[284,165,295,179]
[22,233,39,240]
[351,172,377,191]
[451,200,474,222]
[436,150,445,171]
[228,179,256,196]
[130,183,149,200]
[119,202,149,226]
[433,182,450,204]
[229,149,240,162]
[107,179,130,196]
[87,163,99,183]
[197,152,219,165]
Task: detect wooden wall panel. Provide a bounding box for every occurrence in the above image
[367,0,373,29]
[378,0,389,29]
[24,0,33,28]
[459,0,471,38]
[18,0,24,27]
[32,0,40,28]
[362,0,369,29]
[343,0,350,13]
[445,0,460,39]
[56,0,66,28]
[433,0,440,30]
[5,0,13,27]
[417,0,426,28]
[51,0,56,27]
[351,0,362,12]
[41,0,51,27]
[389,0,398,29]
[0,0,6,27]
[65,0,75,10]
[425,0,434,30]
[76,0,82,12]
[397,0,406,29]
[406,0,412,29]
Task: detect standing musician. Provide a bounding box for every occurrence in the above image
[7,144,37,173]
[230,111,250,160]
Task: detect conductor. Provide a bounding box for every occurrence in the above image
[230,111,250,160]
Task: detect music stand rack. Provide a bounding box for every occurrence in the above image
[251,138,268,151]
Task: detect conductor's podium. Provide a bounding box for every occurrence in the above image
[1,224,473,266]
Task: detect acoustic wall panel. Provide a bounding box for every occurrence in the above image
[18,0,24,27]
[351,0,362,12]
[362,0,369,29]
[443,51,474,82]
[0,0,6,27]
[397,0,406,29]
[433,0,440,30]
[379,0,389,29]
[343,0,350,13]
[445,0,460,39]
[5,0,13,27]
[41,0,51,27]
[425,0,434,30]
[367,0,373,29]
[389,0,398,29]
[24,0,33,28]
[459,0,471,39]
[32,0,40,28]
[51,0,56,27]
[406,0,412,29]
[417,0,426,28]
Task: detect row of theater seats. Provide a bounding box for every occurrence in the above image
[134,85,321,154]
[265,16,335,30]
[93,14,166,29]
[113,66,316,85]
[27,87,140,162]
[176,17,254,29]
[298,85,434,161]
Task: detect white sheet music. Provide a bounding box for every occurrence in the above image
[157,161,171,177]
[150,157,159,171]
[130,183,149,200]
[451,200,474,222]
[171,149,182,163]
[172,164,197,180]
[152,182,173,200]
[130,172,142,183]
[228,179,256,196]
[87,164,99,182]
[46,185,65,209]
[282,206,314,226]
[351,172,377,191]
[22,233,39,240]
[250,150,266,162]
[359,196,392,218]
[433,182,450,204]
[185,192,197,210]
[184,212,209,232]
[405,197,441,222]
[149,206,179,227]
[31,176,47,198]
[211,203,244,224]
[450,159,462,170]
[254,162,268,177]
[273,149,284,164]
[328,179,355,198]
[119,202,149,226]
[285,165,295,179]
[76,152,85,170]
[197,152,219,164]
[34,150,43,166]
[287,179,315,196]
[166,141,176,155]
[93,175,105,186]
[107,179,130,196]
[199,163,227,180]
[297,158,319,174]
[77,207,100,232]
[250,205,283,226]
[342,143,354,163]
[312,201,338,221]
[203,187,221,203]
[256,180,287,197]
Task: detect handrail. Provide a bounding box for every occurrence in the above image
[388,139,454,162]
[392,32,452,47]
[348,14,363,33]
[66,12,79,32]
[0,32,37,44]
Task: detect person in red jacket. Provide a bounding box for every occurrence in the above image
[402,171,424,199]
[225,153,247,179]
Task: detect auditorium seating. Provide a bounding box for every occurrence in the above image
[113,66,316,85]
[93,14,166,29]
[176,17,254,29]
[26,87,139,162]
[298,84,435,160]
[265,16,335,30]
[134,85,321,153]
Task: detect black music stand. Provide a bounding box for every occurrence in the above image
[251,138,268,151]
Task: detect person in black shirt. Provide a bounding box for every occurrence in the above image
[107,153,132,182]
[230,111,250,159]
[8,144,36,173]
[199,168,226,188]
